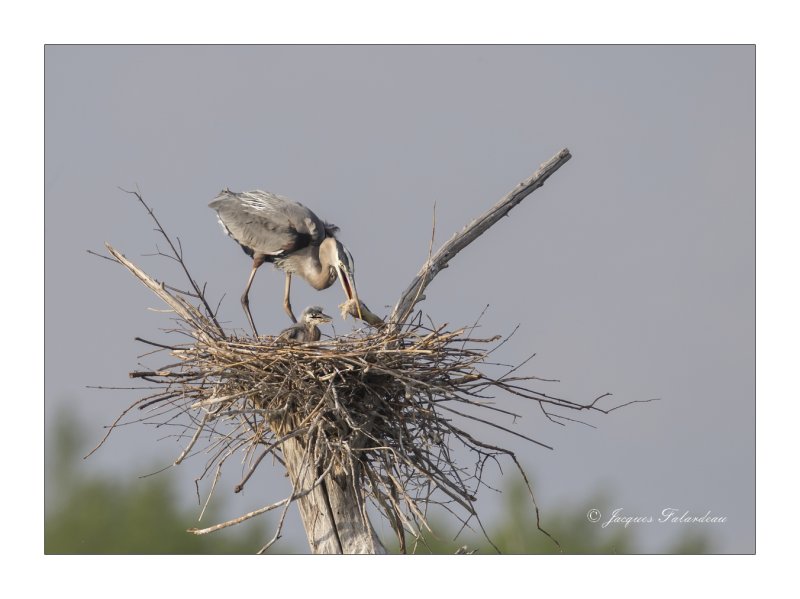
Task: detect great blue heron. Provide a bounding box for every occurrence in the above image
[209,189,360,335]
[278,306,332,342]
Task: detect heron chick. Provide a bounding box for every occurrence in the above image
[278,306,333,342]
[209,189,361,335]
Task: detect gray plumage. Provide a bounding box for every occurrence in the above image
[210,190,339,258]
[279,306,332,342]
[209,189,360,335]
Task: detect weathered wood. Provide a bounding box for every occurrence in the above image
[389,148,572,325]
[105,243,218,343]
[280,435,385,554]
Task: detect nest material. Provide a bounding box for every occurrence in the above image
[114,301,595,552]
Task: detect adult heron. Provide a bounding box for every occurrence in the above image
[278,306,332,342]
[209,189,361,335]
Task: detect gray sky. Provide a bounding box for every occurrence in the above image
[45,45,754,553]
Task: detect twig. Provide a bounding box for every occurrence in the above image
[118,187,226,337]
[174,413,209,465]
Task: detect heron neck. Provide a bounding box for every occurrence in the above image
[303,264,333,290]
[292,244,335,290]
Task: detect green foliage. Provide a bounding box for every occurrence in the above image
[45,409,273,554]
[46,409,711,554]
[392,479,713,554]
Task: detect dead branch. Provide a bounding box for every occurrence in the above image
[119,187,226,337]
[104,243,222,344]
[390,148,572,325]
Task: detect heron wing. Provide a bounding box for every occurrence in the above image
[279,323,305,341]
[209,190,331,256]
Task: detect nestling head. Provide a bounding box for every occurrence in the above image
[300,306,333,326]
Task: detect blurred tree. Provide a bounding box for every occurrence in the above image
[46,409,711,554]
[390,479,712,554]
[45,408,277,554]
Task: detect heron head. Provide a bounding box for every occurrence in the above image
[332,240,362,320]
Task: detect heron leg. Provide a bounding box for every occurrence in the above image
[241,257,264,336]
[283,272,297,323]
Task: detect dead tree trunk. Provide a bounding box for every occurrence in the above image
[280,436,386,554]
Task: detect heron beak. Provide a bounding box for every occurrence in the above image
[318,312,333,324]
[337,263,362,321]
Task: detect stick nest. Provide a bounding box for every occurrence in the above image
[93,188,644,553]
[113,308,603,552]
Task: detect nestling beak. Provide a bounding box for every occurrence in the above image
[336,262,363,321]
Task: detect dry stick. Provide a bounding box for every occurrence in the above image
[189,498,292,535]
[120,188,226,337]
[174,412,209,465]
[199,460,224,522]
[105,244,216,343]
[390,147,572,326]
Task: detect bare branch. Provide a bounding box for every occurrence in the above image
[105,243,220,343]
[390,148,572,325]
[118,188,226,336]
